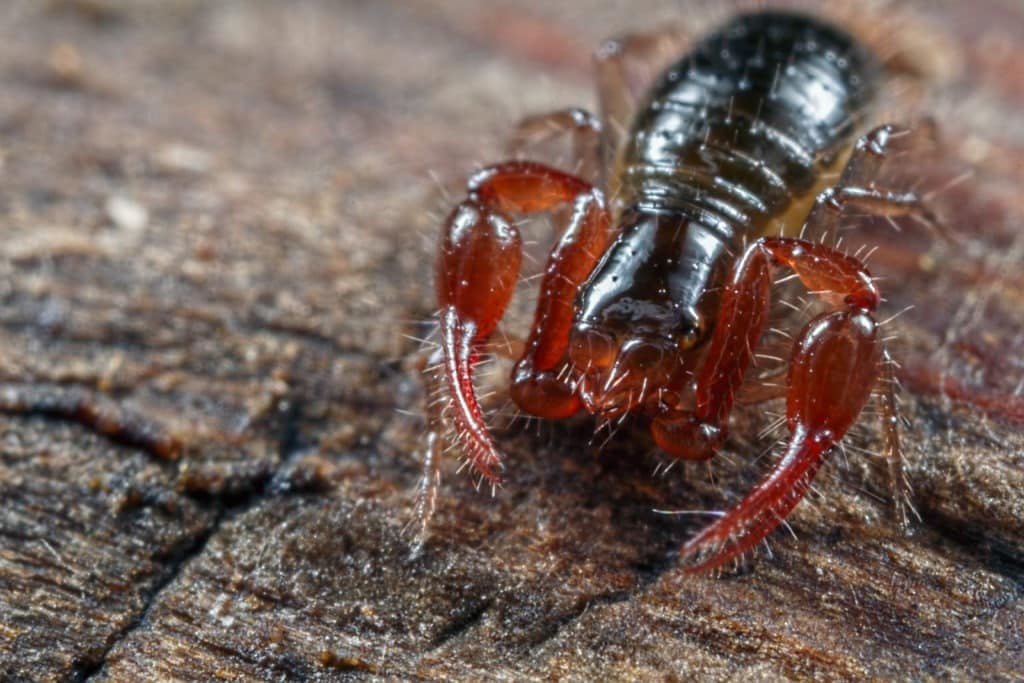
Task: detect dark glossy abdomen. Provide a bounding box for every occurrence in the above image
[621,11,880,234]
[576,12,880,345]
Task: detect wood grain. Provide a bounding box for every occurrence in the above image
[0,1,1021,680]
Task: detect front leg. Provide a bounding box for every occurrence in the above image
[507,108,602,183]
[803,121,949,241]
[417,161,612,542]
[657,238,883,572]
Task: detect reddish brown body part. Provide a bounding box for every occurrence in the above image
[420,11,932,572]
[435,162,613,483]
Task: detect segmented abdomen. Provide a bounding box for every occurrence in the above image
[619,11,881,242]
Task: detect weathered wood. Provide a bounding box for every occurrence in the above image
[0,1,1021,681]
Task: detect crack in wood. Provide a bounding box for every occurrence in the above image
[429,597,495,650]
[76,505,222,682]
[0,383,182,461]
[521,590,635,649]
[75,389,311,681]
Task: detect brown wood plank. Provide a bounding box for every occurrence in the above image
[0,1,1021,681]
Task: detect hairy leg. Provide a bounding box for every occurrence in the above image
[804,121,950,243]
[507,107,602,184]
[878,349,915,529]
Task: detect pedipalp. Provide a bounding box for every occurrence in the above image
[420,161,612,540]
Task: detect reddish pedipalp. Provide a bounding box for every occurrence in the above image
[681,426,830,573]
[679,268,882,571]
[438,308,504,484]
[434,199,522,483]
[426,162,610,494]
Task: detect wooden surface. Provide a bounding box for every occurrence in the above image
[0,1,1022,680]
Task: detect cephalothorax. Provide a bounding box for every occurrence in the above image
[418,11,938,571]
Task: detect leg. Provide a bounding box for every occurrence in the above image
[878,349,915,529]
[422,161,612,506]
[593,26,691,178]
[409,418,442,555]
[655,238,883,572]
[842,120,941,186]
[507,108,602,184]
[803,121,950,242]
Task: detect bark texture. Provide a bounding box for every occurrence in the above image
[0,1,1021,681]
